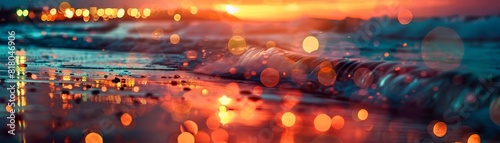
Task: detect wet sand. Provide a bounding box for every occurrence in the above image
[1,48,478,143]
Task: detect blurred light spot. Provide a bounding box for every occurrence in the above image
[357,109,368,121]
[22,10,28,17]
[421,27,464,71]
[398,9,413,25]
[75,9,82,16]
[120,113,132,126]
[281,112,296,127]
[16,9,22,17]
[314,114,331,132]
[218,95,232,105]
[174,14,181,21]
[50,8,57,15]
[384,52,390,57]
[317,66,336,86]
[143,8,151,17]
[331,115,345,130]
[211,129,229,143]
[186,50,197,60]
[490,97,500,125]
[190,6,198,14]
[260,68,280,87]
[225,5,238,14]
[178,132,195,143]
[59,2,71,13]
[82,9,89,17]
[353,68,374,88]
[97,9,104,16]
[104,8,112,16]
[201,89,209,95]
[5,105,12,113]
[432,121,447,137]
[41,14,47,21]
[266,41,276,48]
[85,132,103,143]
[206,115,220,130]
[195,131,210,143]
[229,67,237,75]
[181,120,198,135]
[170,34,180,44]
[130,8,138,17]
[117,8,125,18]
[152,29,164,40]
[227,36,247,55]
[133,86,139,92]
[252,86,263,96]
[467,134,480,143]
[302,36,319,53]
[65,9,74,18]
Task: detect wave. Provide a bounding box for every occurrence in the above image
[189,46,500,136]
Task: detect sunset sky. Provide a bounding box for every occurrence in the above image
[4,0,500,20]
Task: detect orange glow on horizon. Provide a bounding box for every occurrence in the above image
[38,0,487,22]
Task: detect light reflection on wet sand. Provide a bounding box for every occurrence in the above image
[0,48,486,143]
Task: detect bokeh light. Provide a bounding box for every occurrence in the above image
[281,112,296,127]
[130,8,138,17]
[467,134,480,143]
[490,97,500,125]
[421,27,464,71]
[227,36,247,55]
[252,86,263,96]
[83,9,89,17]
[120,113,132,126]
[302,36,319,53]
[152,29,164,40]
[211,129,229,143]
[266,41,276,48]
[170,34,180,44]
[186,50,197,60]
[314,114,331,132]
[16,9,22,17]
[180,120,199,135]
[331,115,345,130]
[59,2,71,13]
[178,132,195,143]
[356,109,368,121]
[218,95,232,105]
[5,105,12,113]
[117,8,125,18]
[317,62,336,86]
[260,68,280,87]
[432,121,447,137]
[174,14,181,21]
[143,8,151,17]
[97,9,104,16]
[85,132,103,143]
[195,131,210,143]
[398,9,413,25]
[190,6,198,15]
[65,9,74,18]
[50,8,57,15]
[75,9,82,16]
[22,10,28,17]
[206,115,220,130]
[353,68,374,88]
